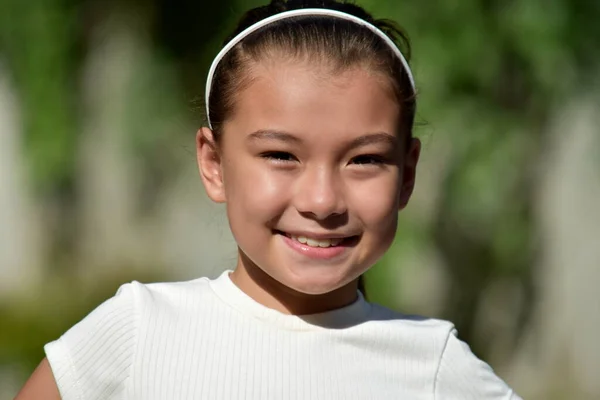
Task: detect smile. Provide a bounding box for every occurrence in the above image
[288,235,343,248]
[275,230,359,260]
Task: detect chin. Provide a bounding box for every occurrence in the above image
[286,281,338,296]
[277,267,356,296]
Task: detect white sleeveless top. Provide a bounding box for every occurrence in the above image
[45,270,520,399]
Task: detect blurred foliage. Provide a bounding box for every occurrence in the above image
[0,0,79,193]
[1,0,597,189]
[361,0,600,359]
[1,0,599,397]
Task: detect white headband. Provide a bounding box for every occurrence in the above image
[205,8,415,129]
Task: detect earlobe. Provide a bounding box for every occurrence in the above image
[196,127,226,203]
[398,138,421,210]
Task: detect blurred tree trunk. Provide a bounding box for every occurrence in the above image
[0,65,44,298]
[510,90,600,400]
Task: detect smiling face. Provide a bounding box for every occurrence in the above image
[198,60,420,313]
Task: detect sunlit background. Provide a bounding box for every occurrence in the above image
[1,0,599,399]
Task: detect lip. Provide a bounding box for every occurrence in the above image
[276,231,359,260]
[279,230,356,240]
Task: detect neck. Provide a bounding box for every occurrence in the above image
[230,250,359,315]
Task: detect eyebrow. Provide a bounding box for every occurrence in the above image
[246,129,399,149]
[348,132,399,150]
[247,130,302,144]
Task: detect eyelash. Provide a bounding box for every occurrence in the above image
[350,155,387,166]
[260,151,298,163]
[260,152,388,167]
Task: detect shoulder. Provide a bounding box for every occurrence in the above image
[44,277,214,400]
[44,282,141,399]
[356,302,456,366]
[130,277,213,308]
[433,328,521,399]
[366,302,456,343]
[368,303,457,361]
[364,303,521,399]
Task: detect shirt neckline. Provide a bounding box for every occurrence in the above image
[209,270,372,331]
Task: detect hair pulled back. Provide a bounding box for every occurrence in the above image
[207,0,416,141]
[207,0,417,297]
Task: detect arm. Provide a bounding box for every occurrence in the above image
[14,358,61,400]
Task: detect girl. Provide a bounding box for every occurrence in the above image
[17,0,522,399]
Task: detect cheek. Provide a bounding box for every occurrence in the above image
[348,172,401,226]
[222,157,291,223]
[345,173,400,267]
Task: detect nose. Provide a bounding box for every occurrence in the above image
[294,165,347,220]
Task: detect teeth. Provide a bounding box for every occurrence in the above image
[306,238,320,247]
[291,235,342,248]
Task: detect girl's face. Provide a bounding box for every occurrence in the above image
[198,60,420,312]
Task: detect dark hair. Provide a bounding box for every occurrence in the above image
[207,0,417,297]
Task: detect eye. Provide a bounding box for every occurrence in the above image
[350,154,386,166]
[260,151,298,163]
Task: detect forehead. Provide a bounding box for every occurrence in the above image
[222,60,401,144]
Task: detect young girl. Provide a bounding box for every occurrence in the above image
[17,0,522,399]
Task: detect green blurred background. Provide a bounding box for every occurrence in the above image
[1,0,599,398]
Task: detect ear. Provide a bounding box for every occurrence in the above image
[398,137,421,210]
[196,127,226,203]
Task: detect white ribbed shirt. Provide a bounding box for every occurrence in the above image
[45,270,520,399]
